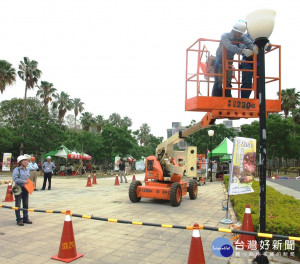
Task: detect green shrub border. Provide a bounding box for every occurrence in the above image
[224,176,300,258]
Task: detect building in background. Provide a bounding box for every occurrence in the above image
[223,120,240,134]
[167,122,187,150]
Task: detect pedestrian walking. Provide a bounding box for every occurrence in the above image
[28,156,39,191]
[12,155,33,226]
[41,156,56,190]
[119,160,128,183]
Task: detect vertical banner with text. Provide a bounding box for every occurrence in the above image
[228,137,256,195]
[2,153,12,171]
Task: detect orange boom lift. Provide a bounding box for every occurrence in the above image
[129,38,281,207]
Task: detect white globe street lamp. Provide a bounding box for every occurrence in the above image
[246,9,276,264]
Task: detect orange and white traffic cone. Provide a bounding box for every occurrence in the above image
[92,173,97,185]
[51,210,83,263]
[85,175,92,187]
[3,182,14,202]
[233,204,257,250]
[114,175,120,186]
[132,174,136,181]
[187,223,205,264]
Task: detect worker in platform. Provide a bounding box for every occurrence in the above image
[212,20,256,97]
[240,33,271,99]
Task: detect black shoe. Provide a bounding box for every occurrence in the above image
[48,187,51,190]
[41,188,45,190]
[23,219,32,224]
[17,222,24,226]
[34,189,38,191]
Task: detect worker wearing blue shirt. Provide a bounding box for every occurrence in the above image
[239,33,271,98]
[41,156,56,190]
[12,155,32,226]
[212,20,256,97]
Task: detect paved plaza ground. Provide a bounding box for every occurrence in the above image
[0,173,299,264]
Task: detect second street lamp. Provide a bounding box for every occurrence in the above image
[208,130,214,182]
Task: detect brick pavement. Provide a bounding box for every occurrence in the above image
[0,174,299,264]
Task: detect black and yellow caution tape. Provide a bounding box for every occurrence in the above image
[0,181,11,185]
[0,204,299,242]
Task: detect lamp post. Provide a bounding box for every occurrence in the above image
[246,9,276,264]
[208,130,214,182]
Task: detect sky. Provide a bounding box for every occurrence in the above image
[1,0,299,139]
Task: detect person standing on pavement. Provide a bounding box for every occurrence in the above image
[12,155,33,226]
[28,156,39,191]
[42,156,56,190]
[119,159,128,183]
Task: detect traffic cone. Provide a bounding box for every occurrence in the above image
[201,177,205,185]
[92,173,97,185]
[114,175,120,186]
[233,204,257,250]
[187,223,205,264]
[51,210,83,262]
[132,174,136,181]
[3,182,14,202]
[85,175,92,187]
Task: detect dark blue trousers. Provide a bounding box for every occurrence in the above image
[15,187,29,222]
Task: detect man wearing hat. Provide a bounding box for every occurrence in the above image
[28,156,39,191]
[41,156,56,190]
[12,155,32,226]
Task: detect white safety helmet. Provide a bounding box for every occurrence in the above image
[47,156,51,159]
[232,20,247,34]
[17,155,28,163]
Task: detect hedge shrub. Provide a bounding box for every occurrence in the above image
[224,176,300,257]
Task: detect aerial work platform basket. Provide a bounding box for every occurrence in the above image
[185,38,281,125]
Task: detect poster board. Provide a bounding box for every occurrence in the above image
[228,137,256,195]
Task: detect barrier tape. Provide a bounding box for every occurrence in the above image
[0,181,11,185]
[0,204,299,242]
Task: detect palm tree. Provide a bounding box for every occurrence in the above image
[138,123,151,145]
[280,88,300,118]
[121,116,132,128]
[292,108,300,125]
[36,81,57,111]
[94,115,105,133]
[18,57,42,118]
[52,91,73,128]
[80,112,95,131]
[108,113,122,127]
[0,60,16,94]
[73,98,85,129]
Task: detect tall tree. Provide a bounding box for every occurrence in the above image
[108,113,122,127]
[292,108,300,125]
[52,91,73,128]
[0,60,16,94]
[280,88,300,118]
[80,112,95,131]
[137,123,151,145]
[36,81,57,111]
[121,116,132,128]
[18,57,42,118]
[18,57,42,154]
[94,115,105,133]
[73,98,84,129]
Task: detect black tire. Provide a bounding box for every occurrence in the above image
[188,179,198,200]
[170,182,182,207]
[129,180,142,203]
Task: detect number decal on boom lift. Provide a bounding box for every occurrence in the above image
[228,100,255,109]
